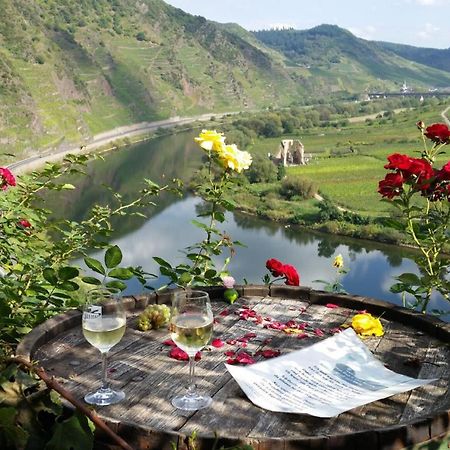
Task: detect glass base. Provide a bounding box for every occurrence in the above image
[171,392,212,411]
[84,387,125,406]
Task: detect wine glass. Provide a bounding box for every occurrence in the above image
[170,290,214,410]
[82,288,126,406]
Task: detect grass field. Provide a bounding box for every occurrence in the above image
[249,104,450,217]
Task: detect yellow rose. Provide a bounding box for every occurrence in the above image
[194,130,225,152]
[351,313,384,337]
[333,254,344,269]
[217,144,252,173]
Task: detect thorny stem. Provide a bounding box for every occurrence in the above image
[7,356,133,450]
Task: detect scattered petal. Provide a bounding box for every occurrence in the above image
[330,327,344,334]
[163,339,176,346]
[259,349,280,358]
[326,303,339,309]
[169,346,201,361]
[297,333,309,339]
[224,350,236,357]
[226,339,237,345]
[243,332,257,339]
[314,328,325,337]
[211,338,224,348]
[219,309,230,316]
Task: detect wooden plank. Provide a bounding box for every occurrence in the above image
[25,291,450,448]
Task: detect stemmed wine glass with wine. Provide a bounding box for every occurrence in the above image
[170,290,214,410]
[82,288,126,406]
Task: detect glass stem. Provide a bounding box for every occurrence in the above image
[101,351,109,390]
[186,355,196,396]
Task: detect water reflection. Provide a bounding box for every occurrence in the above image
[60,131,448,319]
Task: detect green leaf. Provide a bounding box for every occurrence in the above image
[105,280,127,292]
[43,268,58,285]
[213,211,225,223]
[160,266,175,278]
[61,183,76,190]
[81,276,102,286]
[0,407,28,449]
[153,257,172,269]
[104,245,122,269]
[191,220,209,231]
[396,273,421,285]
[107,268,134,280]
[390,283,407,294]
[84,257,106,275]
[58,267,79,281]
[45,412,94,450]
[204,269,216,279]
[59,281,79,292]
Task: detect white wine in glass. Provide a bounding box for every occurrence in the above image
[170,290,213,411]
[82,289,126,406]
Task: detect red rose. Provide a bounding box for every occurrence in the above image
[378,172,404,198]
[18,219,32,228]
[0,167,16,190]
[384,154,413,171]
[408,158,434,190]
[283,264,300,286]
[437,161,450,181]
[266,258,284,277]
[425,123,450,145]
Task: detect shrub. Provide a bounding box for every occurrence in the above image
[280,175,317,200]
[245,154,277,183]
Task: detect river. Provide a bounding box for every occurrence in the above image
[53,130,449,317]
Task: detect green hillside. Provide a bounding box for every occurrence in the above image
[375,41,450,73]
[0,0,299,159]
[2,3,450,160]
[252,25,450,91]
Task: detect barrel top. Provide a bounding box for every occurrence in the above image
[18,286,450,449]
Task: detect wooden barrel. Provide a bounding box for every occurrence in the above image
[17,286,450,450]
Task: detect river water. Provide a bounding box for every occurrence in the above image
[57,130,448,317]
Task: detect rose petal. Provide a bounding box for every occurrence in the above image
[260,349,280,358]
[235,352,256,365]
[163,339,176,346]
[243,332,257,339]
[211,338,224,348]
[326,303,339,309]
[297,333,309,339]
[224,350,236,357]
[169,347,201,361]
[314,328,325,337]
[219,309,230,317]
[226,339,237,345]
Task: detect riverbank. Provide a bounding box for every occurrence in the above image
[7,112,234,174]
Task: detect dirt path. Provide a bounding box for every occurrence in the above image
[441,105,450,126]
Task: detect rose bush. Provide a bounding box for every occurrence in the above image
[0,155,167,350]
[153,130,252,288]
[378,121,450,314]
[265,258,300,286]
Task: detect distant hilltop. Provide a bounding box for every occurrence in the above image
[1,2,450,157]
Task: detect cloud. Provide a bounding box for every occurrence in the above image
[414,0,450,5]
[417,22,440,40]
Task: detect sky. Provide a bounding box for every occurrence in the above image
[163,0,450,49]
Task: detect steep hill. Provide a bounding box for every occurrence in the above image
[375,41,450,73]
[0,0,298,158]
[252,25,450,91]
[2,3,450,159]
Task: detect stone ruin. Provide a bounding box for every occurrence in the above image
[272,139,308,166]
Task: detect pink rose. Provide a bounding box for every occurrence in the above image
[222,275,235,289]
